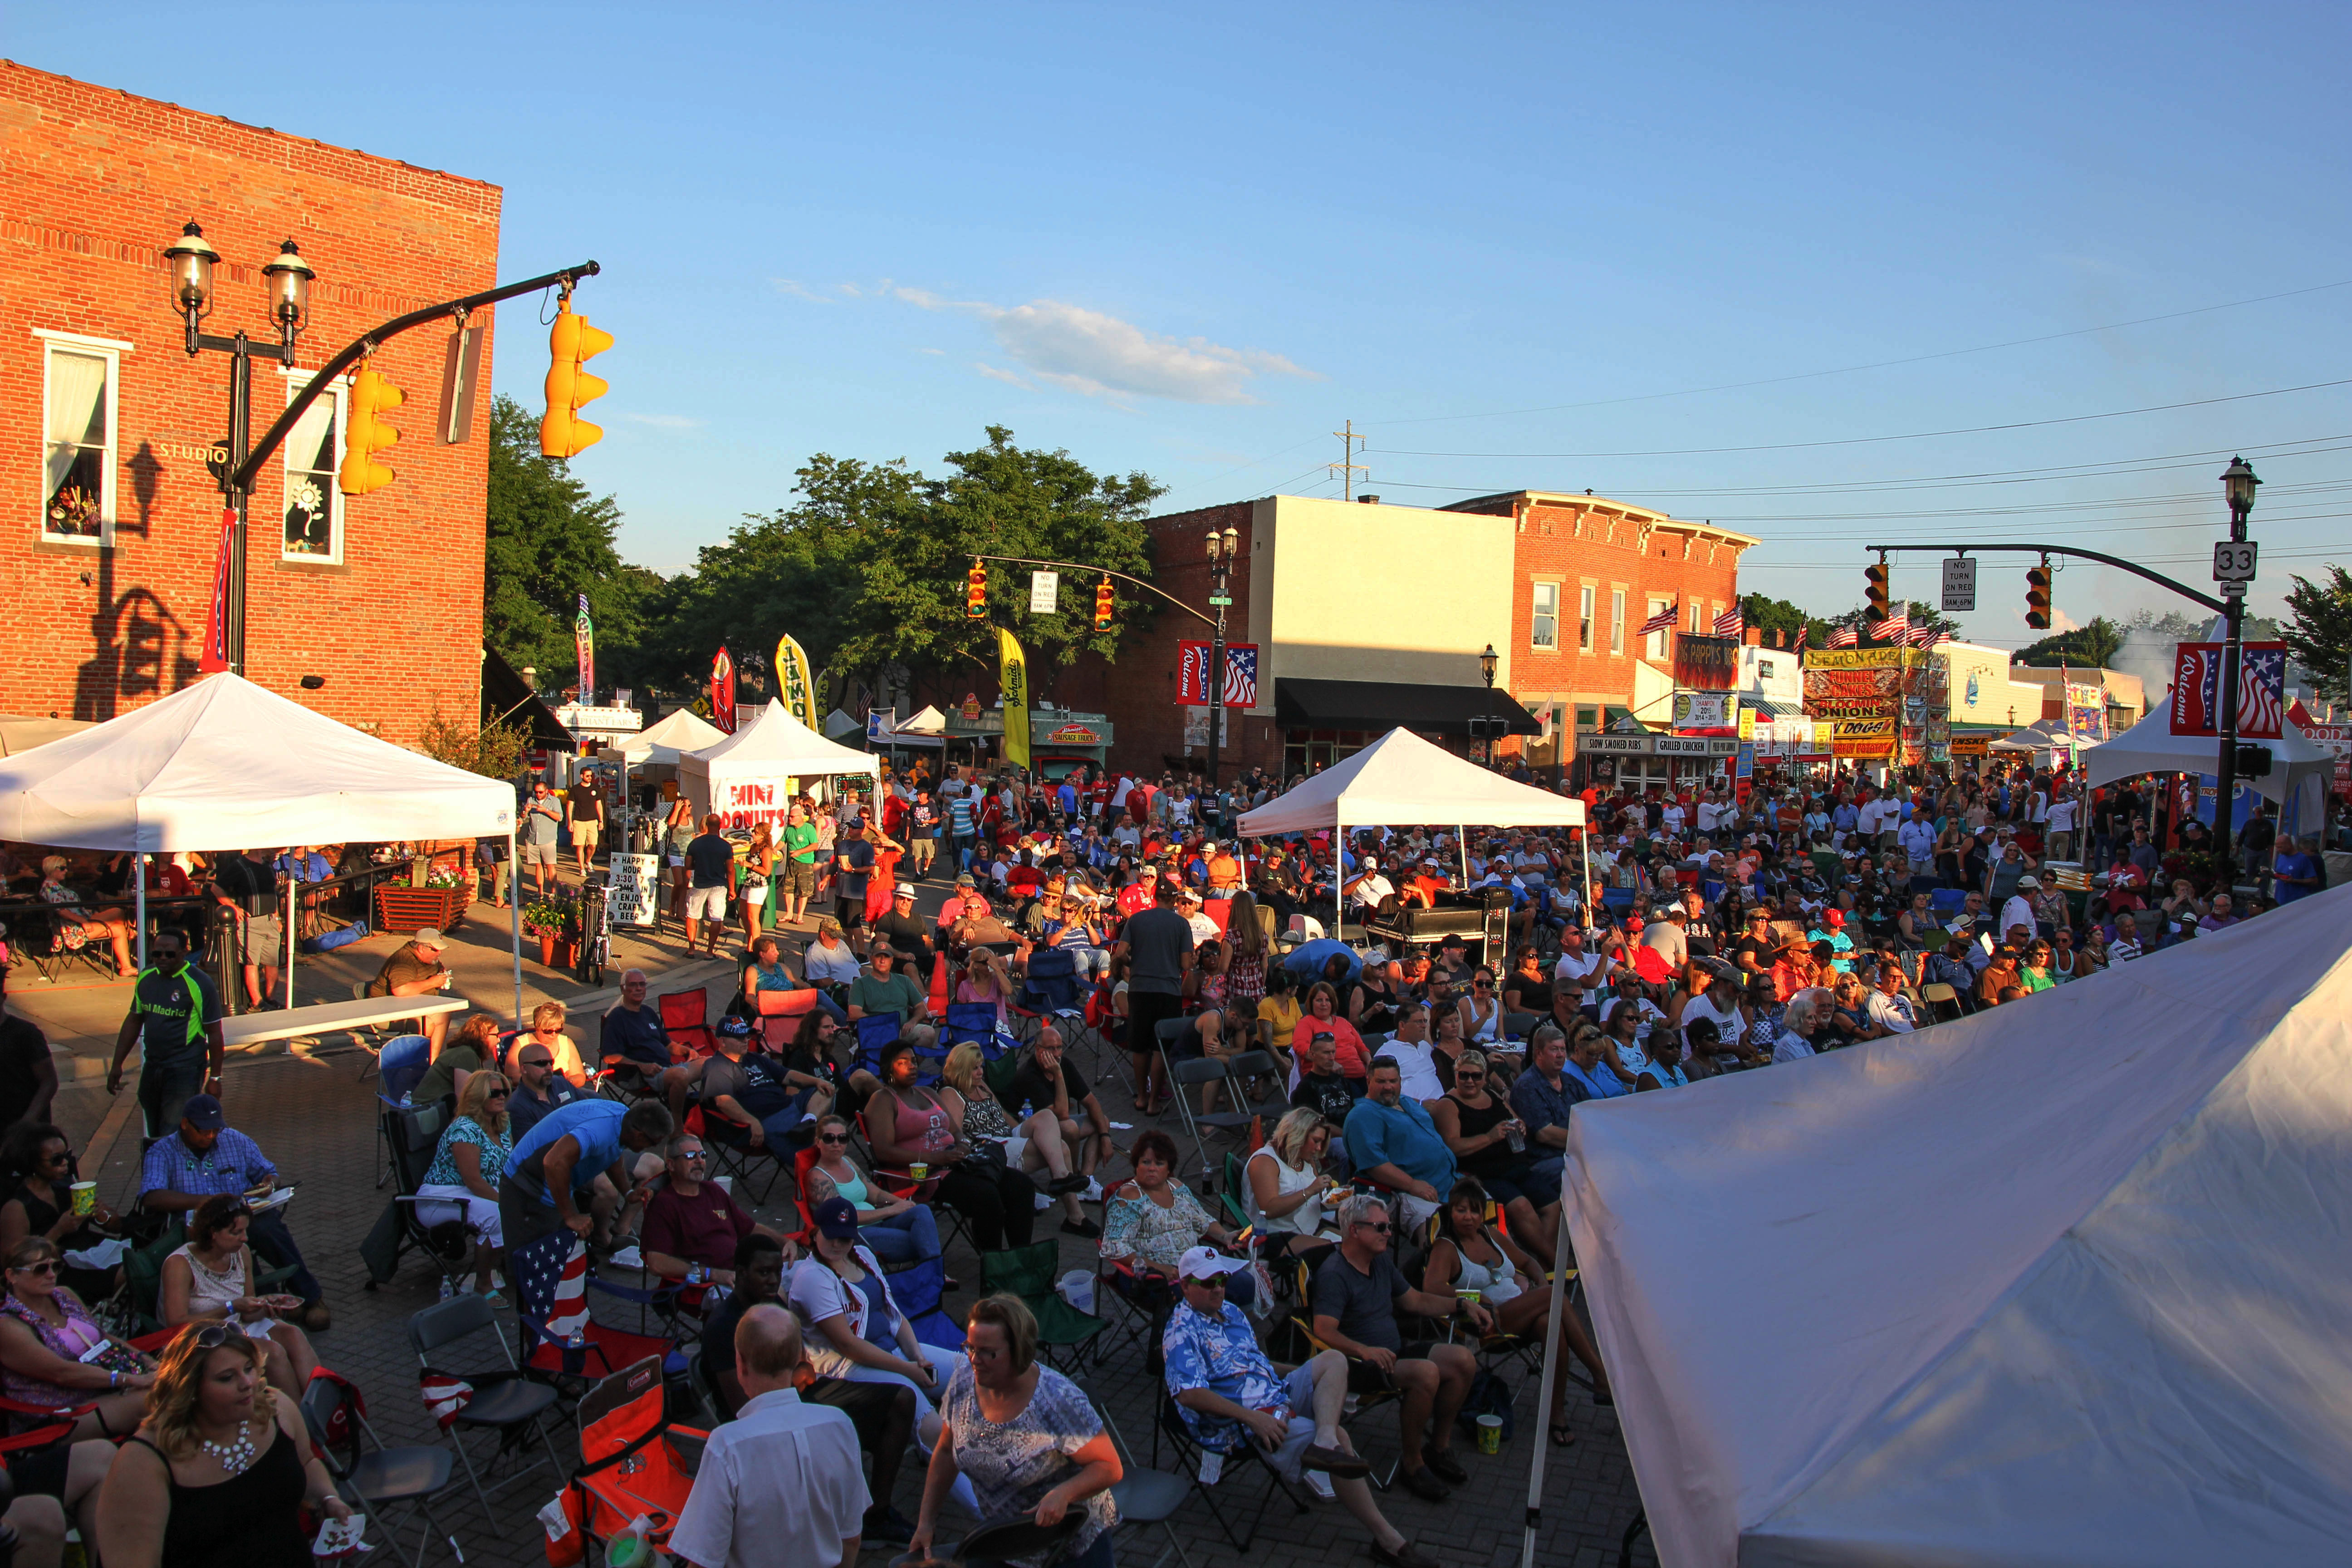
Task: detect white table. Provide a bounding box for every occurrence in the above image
[221,994,470,1049]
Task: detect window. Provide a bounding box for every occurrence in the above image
[1576,704,1600,730]
[1759,657,1777,681]
[1646,596,1674,660]
[40,337,122,544]
[1578,585,1595,652]
[281,377,344,562]
[1530,582,1558,650]
[1609,589,1625,655]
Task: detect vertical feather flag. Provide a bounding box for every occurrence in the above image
[574,594,596,700]
[997,627,1030,769]
[775,635,818,729]
[710,646,736,734]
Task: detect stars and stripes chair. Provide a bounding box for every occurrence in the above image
[510,1229,689,1390]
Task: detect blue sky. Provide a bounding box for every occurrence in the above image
[28,2,2352,648]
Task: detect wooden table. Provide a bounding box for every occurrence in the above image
[221,994,470,1048]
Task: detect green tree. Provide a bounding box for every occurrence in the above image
[2281,564,2352,705]
[484,394,650,688]
[2016,616,2122,668]
[1740,593,1831,647]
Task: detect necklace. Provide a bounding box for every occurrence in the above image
[197,1416,259,1475]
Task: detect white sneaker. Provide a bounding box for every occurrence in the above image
[1305,1471,1335,1500]
[1034,1191,1056,1212]
[607,1245,644,1271]
[1082,1177,1104,1203]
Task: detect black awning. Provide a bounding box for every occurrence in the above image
[1275,678,1542,738]
[481,647,576,749]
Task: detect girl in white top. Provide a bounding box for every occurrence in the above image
[1244,1108,1341,1256]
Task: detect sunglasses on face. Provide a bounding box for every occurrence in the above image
[1354,1220,1391,1235]
[9,1260,59,1277]
[818,1132,848,1144]
[1186,1274,1228,1290]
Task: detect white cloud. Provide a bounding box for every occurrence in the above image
[886,286,1315,405]
[916,347,946,356]
[974,363,1032,388]
[769,279,833,304]
[625,413,700,429]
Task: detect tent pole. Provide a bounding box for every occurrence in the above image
[1459,824,1469,889]
[283,873,295,1009]
[1519,1185,1580,1568]
[134,856,147,971]
[508,823,524,1026]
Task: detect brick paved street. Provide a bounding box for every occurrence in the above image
[53,1003,1646,1568]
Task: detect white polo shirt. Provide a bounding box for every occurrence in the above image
[669,1387,868,1568]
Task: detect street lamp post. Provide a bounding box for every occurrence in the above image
[1478,643,1499,765]
[2212,456,2261,874]
[1203,525,1239,811]
[163,223,315,677]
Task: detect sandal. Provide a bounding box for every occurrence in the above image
[1549,1421,1577,1447]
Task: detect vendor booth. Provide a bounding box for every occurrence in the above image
[1549,884,2352,1568]
[678,699,879,831]
[2087,692,2333,841]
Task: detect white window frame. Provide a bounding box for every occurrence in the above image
[278,368,349,564]
[1609,588,1625,656]
[1578,583,1596,652]
[1529,581,1559,651]
[1646,596,1675,660]
[35,329,130,547]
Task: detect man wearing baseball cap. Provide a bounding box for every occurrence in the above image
[367,927,455,1051]
[1163,1246,1435,1564]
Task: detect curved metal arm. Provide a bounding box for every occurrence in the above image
[972,554,1215,628]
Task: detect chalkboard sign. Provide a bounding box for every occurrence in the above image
[606,853,662,929]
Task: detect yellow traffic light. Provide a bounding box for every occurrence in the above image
[1865,561,1890,622]
[2025,565,2052,630]
[541,299,612,458]
[1094,576,1114,630]
[966,560,988,620]
[337,365,403,495]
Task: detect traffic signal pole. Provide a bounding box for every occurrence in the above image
[1862,542,2226,617]
[215,259,601,671]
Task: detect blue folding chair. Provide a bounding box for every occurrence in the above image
[936,1002,1006,1070]
[1929,887,1969,913]
[1014,949,1092,1049]
[854,1011,905,1079]
[889,1255,967,1354]
[372,1035,434,1189]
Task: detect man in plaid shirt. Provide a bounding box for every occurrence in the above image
[139,1093,328,1329]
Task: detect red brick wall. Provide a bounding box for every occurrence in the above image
[1498,500,1746,721]
[0,61,502,740]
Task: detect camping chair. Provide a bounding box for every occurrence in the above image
[980,1238,1106,1372]
[657,989,719,1059]
[687,1100,789,1206]
[558,1357,710,1566]
[301,1375,463,1568]
[1084,1382,1202,1568]
[372,1034,435,1187]
[362,1100,490,1294]
[1012,947,1091,1047]
[934,1000,1006,1077]
[853,1011,904,1080]
[1283,1255,1401,1489]
[510,1229,689,1389]
[850,1107,976,1263]
[1147,1379,1311,1551]
[405,1293,564,1516]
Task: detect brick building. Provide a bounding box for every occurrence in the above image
[1441,490,1755,789]
[1,61,501,737]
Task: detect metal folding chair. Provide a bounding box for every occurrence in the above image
[302,1377,462,1568]
[405,1293,563,1516]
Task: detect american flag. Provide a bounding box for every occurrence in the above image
[1826,623,1859,648]
[1793,623,1808,653]
[1906,624,1947,648]
[419,1371,475,1431]
[1639,602,1681,635]
[512,1229,591,1339]
[1714,606,1744,638]
[1869,611,1910,642]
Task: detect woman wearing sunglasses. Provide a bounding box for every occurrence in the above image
[158,1195,317,1401]
[0,1123,124,1302]
[97,1318,350,1568]
[0,1235,155,1438]
[413,1071,514,1305]
[804,1113,940,1264]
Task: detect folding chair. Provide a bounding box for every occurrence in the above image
[934,1000,1006,1078]
[510,1229,689,1388]
[657,988,718,1059]
[689,1102,788,1206]
[1220,1049,1290,1136]
[1013,947,1091,1047]
[1283,1256,1401,1489]
[853,1010,905,1079]
[980,1238,1106,1372]
[405,1293,564,1516]
[370,1101,489,1293]
[559,1357,710,1565]
[1147,1380,1311,1550]
[302,1376,463,1568]
[372,1034,434,1187]
[1086,1382,1200,1568]
[1922,982,1965,1023]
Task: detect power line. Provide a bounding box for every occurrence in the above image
[1368,277,2352,427]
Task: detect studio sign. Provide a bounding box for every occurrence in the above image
[151,436,231,465]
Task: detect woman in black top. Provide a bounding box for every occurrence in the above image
[0,1124,123,1301]
[1348,960,1401,1036]
[1499,947,1551,1018]
[1425,1051,1550,1267]
[99,1323,349,1568]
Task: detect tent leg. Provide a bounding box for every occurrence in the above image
[283,875,295,1009]
[1519,1182,1580,1568]
[134,858,147,972]
[509,825,524,1027]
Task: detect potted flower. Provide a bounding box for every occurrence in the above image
[522,897,575,967]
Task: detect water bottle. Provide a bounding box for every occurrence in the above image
[438,1277,455,1302]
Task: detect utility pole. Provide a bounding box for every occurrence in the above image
[2213,457,2262,871]
[1330,420,1367,501]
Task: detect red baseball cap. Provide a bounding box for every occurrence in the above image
[1823,910,1845,928]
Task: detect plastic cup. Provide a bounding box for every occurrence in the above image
[1459,1288,1481,1305]
[909,1162,929,1181]
[711,1175,733,1196]
[69,1182,95,1215]
[1476,1413,1504,1454]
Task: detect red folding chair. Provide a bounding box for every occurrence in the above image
[657,989,718,1059]
[550,1357,708,1565]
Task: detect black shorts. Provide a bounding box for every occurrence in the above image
[834,896,866,933]
[1127,989,1184,1057]
[1346,1340,1443,1395]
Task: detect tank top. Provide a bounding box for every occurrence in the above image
[1465,995,1504,1042]
[0,1293,109,1421]
[1451,1238,1523,1306]
[173,1245,247,1317]
[1448,1092,1519,1180]
[1245,1148,1323,1236]
[853,1269,895,1352]
[822,1161,870,1208]
[127,1423,310,1568]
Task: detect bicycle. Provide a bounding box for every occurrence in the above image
[577,871,612,988]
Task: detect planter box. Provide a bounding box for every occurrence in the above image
[374,886,467,936]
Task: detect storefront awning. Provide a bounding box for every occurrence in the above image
[1276,678,1541,738]
[482,647,576,750]
[1743,697,1805,720]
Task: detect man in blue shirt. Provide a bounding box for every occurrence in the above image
[138,1093,326,1327]
[507,1040,586,1141]
[600,971,675,1090]
[1343,1060,1456,1229]
[2272,836,2324,903]
[499,1097,673,1253]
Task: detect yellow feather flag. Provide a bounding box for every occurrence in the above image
[775,635,818,730]
[997,627,1031,769]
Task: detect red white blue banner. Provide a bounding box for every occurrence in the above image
[1176,641,1258,706]
[2170,640,2285,739]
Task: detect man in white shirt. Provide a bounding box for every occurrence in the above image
[803,920,863,986]
[1999,877,2040,947]
[1372,1004,1447,1104]
[1695,792,1722,836]
[1896,809,1938,877]
[1343,858,1395,912]
[2109,911,2146,962]
[1863,961,1918,1035]
[671,1305,868,1568]
[1553,925,1610,991]
[2044,791,2078,861]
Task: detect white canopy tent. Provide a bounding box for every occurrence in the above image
[1236,726,1587,838]
[1553,883,2352,1568]
[613,706,726,766]
[2087,692,2333,839]
[0,674,524,1017]
[679,699,880,831]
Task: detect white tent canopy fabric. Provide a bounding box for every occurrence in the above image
[1236,726,1586,837]
[680,699,879,831]
[2087,692,2333,838]
[0,674,514,850]
[1562,883,2352,1568]
[614,706,726,765]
